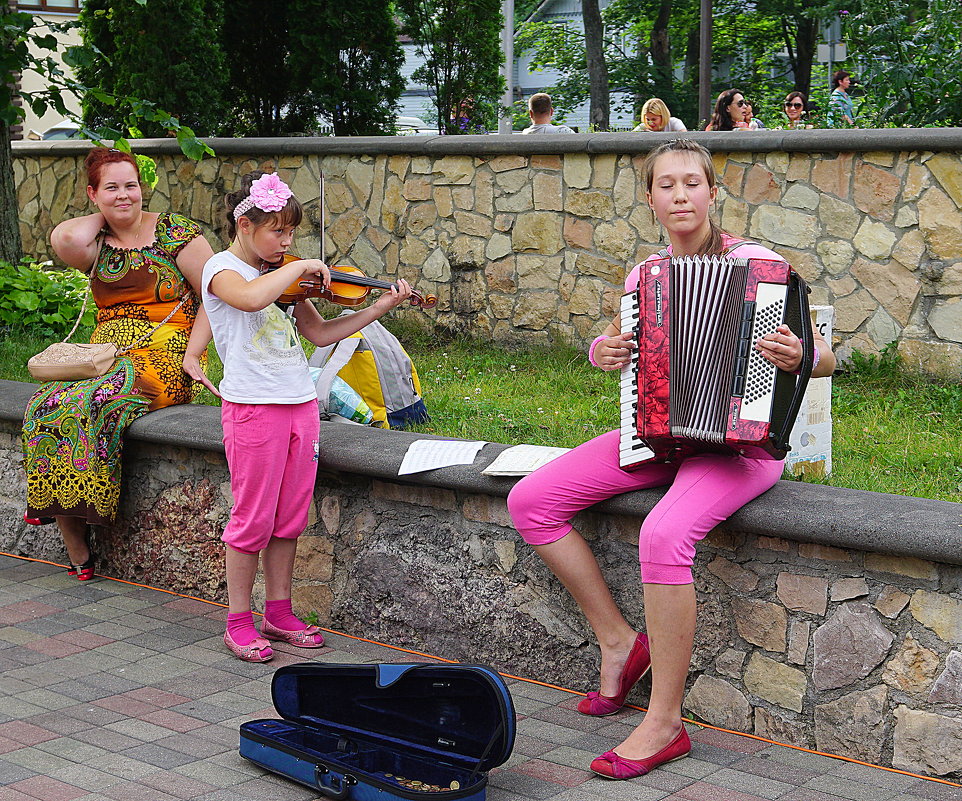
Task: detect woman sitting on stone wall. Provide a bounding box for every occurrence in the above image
[22,147,216,581]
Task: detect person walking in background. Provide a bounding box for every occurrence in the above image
[705,89,751,131]
[522,93,576,134]
[508,138,835,780]
[783,91,814,129]
[829,71,856,127]
[633,98,687,132]
[195,171,413,662]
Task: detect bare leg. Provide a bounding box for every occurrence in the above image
[56,516,90,566]
[262,537,297,602]
[612,582,694,759]
[534,529,639,697]
[225,546,260,614]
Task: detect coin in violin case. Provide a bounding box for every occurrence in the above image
[240,662,516,800]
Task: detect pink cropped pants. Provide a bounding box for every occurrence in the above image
[507,429,784,584]
[221,400,320,554]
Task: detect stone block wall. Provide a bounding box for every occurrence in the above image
[12,132,962,380]
[2,386,962,779]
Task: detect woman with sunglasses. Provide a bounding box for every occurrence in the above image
[783,91,813,129]
[705,89,750,131]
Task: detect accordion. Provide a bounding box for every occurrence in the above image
[619,254,814,469]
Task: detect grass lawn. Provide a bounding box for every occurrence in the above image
[7,323,961,503]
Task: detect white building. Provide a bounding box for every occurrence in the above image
[13,0,83,140]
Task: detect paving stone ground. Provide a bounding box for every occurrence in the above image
[2,553,961,801]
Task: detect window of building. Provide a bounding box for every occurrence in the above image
[17,0,81,11]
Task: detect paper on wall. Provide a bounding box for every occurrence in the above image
[481,444,571,476]
[398,439,487,475]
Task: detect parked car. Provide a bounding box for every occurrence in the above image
[394,116,437,136]
[27,119,85,141]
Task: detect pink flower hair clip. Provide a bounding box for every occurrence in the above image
[233,173,294,221]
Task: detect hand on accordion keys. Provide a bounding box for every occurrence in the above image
[755,323,804,373]
[591,332,636,371]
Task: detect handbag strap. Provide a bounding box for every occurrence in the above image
[61,233,189,353]
[116,296,188,355]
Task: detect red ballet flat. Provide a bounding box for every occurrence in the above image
[590,727,691,779]
[578,632,651,716]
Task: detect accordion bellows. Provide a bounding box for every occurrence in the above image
[620,255,814,468]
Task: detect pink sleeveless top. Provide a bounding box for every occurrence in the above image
[624,235,784,294]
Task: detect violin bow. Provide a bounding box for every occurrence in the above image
[319,169,339,266]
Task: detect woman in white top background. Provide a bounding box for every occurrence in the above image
[633,98,687,132]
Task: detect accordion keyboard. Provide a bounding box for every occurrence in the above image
[619,292,655,469]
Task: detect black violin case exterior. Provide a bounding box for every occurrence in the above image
[240,662,516,800]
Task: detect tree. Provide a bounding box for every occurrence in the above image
[0,6,212,263]
[77,0,226,137]
[398,0,505,134]
[516,0,698,126]
[289,0,405,136]
[74,0,115,128]
[846,0,962,126]
[582,0,610,130]
[219,1,310,136]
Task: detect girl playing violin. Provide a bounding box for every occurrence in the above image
[189,171,412,662]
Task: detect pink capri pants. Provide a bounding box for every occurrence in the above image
[507,429,784,584]
[221,399,320,554]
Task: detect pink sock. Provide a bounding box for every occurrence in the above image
[264,599,306,632]
[226,611,262,646]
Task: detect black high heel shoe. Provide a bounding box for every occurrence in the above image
[67,552,96,582]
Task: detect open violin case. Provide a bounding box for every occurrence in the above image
[240,662,516,800]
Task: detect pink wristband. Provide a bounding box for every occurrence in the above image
[588,335,607,368]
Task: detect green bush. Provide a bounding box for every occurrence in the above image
[0,258,95,338]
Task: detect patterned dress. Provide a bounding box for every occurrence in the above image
[22,212,204,525]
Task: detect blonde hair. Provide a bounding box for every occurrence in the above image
[641,139,725,256]
[640,98,671,131]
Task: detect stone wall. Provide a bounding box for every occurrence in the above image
[12,131,962,380]
[2,380,962,778]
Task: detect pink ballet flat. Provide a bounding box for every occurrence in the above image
[224,630,273,662]
[578,632,651,716]
[261,618,325,648]
[590,727,691,779]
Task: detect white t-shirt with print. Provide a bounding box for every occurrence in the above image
[202,250,317,405]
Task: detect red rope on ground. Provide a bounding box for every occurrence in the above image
[3,550,959,788]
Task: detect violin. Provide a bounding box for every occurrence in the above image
[263,254,437,309]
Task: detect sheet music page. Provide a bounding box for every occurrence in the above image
[481,444,571,476]
[398,439,488,475]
